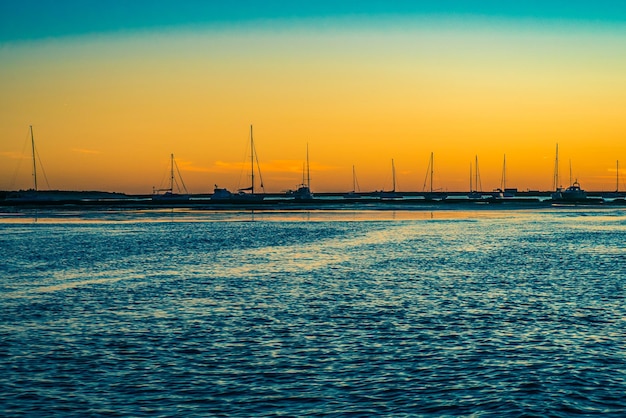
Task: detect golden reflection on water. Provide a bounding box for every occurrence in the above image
[0,208,541,224]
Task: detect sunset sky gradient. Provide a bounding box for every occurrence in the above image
[2,1,625,193]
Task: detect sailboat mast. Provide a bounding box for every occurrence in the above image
[475,155,479,192]
[615,160,619,193]
[430,152,434,193]
[30,125,38,191]
[391,159,396,192]
[170,153,174,193]
[501,154,507,190]
[306,143,310,188]
[553,143,559,190]
[250,125,254,194]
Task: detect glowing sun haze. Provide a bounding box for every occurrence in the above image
[1,2,625,193]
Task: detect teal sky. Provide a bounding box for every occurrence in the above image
[2,1,626,42]
[2,1,626,193]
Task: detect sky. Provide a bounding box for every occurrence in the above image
[1,1,626,194]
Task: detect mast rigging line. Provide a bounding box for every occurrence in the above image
[173,158,188,194]
[253,140,265,192]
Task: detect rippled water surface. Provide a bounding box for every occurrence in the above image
[2,208,626,416]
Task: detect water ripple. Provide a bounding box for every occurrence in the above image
[1,209,626,416]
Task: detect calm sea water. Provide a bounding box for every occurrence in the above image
[1,208,625,417]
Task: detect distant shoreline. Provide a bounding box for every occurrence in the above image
[1,189,624,210]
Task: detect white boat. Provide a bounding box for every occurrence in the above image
[211,125,265,202]
[152,153,190,201]
[422,152,447,201]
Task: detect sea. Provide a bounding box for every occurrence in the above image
[1,207,625,417]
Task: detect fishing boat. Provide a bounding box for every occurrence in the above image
[551,150,587,202]
[422,152,447,201]
[376,159,402,199]
[288,144,313,200]
[561,161,587,201]
[561,180,587,201]
[212,125,265,202]
[210,186,233,200]
[468,155,483,199]
[152,153,190,201]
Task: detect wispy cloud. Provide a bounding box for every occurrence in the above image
[71,148,101,155]
[0,151,28,160]
[206,160,338,174]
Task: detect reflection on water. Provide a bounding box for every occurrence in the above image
[0,207,561,224]
[1,208,625,416]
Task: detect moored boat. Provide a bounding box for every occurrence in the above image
[152,153,190,201]
[468,155,483,199]
[211,125,266,202]
[288,144,314,200]
[560,180,587,201]
[423,152,447,201]
[376,159,402,199]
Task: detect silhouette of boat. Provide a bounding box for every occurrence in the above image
[468,155,483,199]
[212,125,265,202]
[550,148,587,202]
[152,153,190,201]
[603,160,622,199]
[6,125,54,202]
[491,154,516,199]
[560,180,587,201]
[423,152,447,201]
[376,159,402,199]
[343,165,362,198]
[551,144,564,200]
[288,144,313,200]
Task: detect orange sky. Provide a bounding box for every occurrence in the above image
[1,17,625,193]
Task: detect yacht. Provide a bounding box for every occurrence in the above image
[561,180,587,201]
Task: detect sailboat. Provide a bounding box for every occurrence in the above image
[603,160,622,199]
[152,153,190,200]
[377,159,402,199]
[343,165,362,198]
[491,154,515,198]
[289,143,313,200]
[422,152,447,201]
[7,125,52,202]
[551,144,564,200]
[212,125,265,201]
[468,155,483,199]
